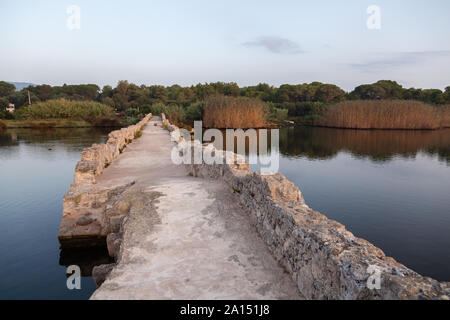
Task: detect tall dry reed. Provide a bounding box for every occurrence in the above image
[440,105,450,128]
[315,100,445,129]
[203,95,268,128]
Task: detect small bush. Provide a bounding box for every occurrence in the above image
[134,130,142,139]
[270,107,288,120]
[0,109,14,120]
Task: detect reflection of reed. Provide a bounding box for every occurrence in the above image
[280,127,450,164]
[204,127,450,164]
[205,129,275,155]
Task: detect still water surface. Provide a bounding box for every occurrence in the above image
[0,126,449,299]
[274,127,450,281]
[0,128,112,299]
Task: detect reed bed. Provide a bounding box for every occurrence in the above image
[203,95,268,128]
[315,100,447,130]
[440,105,450,128]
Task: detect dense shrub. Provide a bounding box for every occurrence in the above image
[184,102,203,123]
[0,109,14,120]
[146,103,167,116]
[276,102,329,117]
[16,99,115,120]
[164,105,185,126]
[270,106,288,120]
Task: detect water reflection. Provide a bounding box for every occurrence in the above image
[206,126,450,281]
[279,127,450,164]
[59,247,113,277]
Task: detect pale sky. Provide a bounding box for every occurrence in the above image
[1,0,449,91]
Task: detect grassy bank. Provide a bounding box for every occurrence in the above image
[314,100,450,130]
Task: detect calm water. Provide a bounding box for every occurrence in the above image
[273,127,450,281]
[0,126,449,299]
[0,128,113,299]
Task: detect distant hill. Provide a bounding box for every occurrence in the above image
[8,82,36,91]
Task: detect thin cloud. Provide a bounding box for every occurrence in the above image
[243,36,304,54]
[350,51,450,72]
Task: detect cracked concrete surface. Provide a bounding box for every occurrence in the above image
[90,117,302,300]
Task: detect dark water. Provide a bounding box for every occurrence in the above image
[0,128,113,299]
[273,127,450,281]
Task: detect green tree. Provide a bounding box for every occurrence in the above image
[420,89,444,104]
[443,86,450,104]
[314,84,346,102]
[149,85,168,102]
[0,81,16,97]
[34,84,53,101]
[350,84,387,100]
[374,80,404,99]
[0,97,9,109]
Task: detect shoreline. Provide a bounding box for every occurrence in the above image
[0,119,130,129]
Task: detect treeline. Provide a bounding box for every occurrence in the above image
[1,80,450,126]
[2,79,449,109]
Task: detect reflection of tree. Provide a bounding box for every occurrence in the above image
[0,128,112,161]
[0,131,19,147]
[0,128,111,147]
[279,127,450,164]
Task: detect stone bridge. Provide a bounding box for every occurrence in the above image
[58,114,449,300]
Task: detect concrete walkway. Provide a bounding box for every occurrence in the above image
[91,117,302,300]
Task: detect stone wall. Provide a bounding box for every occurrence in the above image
[74,114,152,185]
[167,121,450,300]
[58,114,152,247]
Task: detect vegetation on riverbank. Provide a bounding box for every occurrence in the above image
[2,99,122,128]
[1,80,450,129]
[314,100,450,130]
[16,99,114,120]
